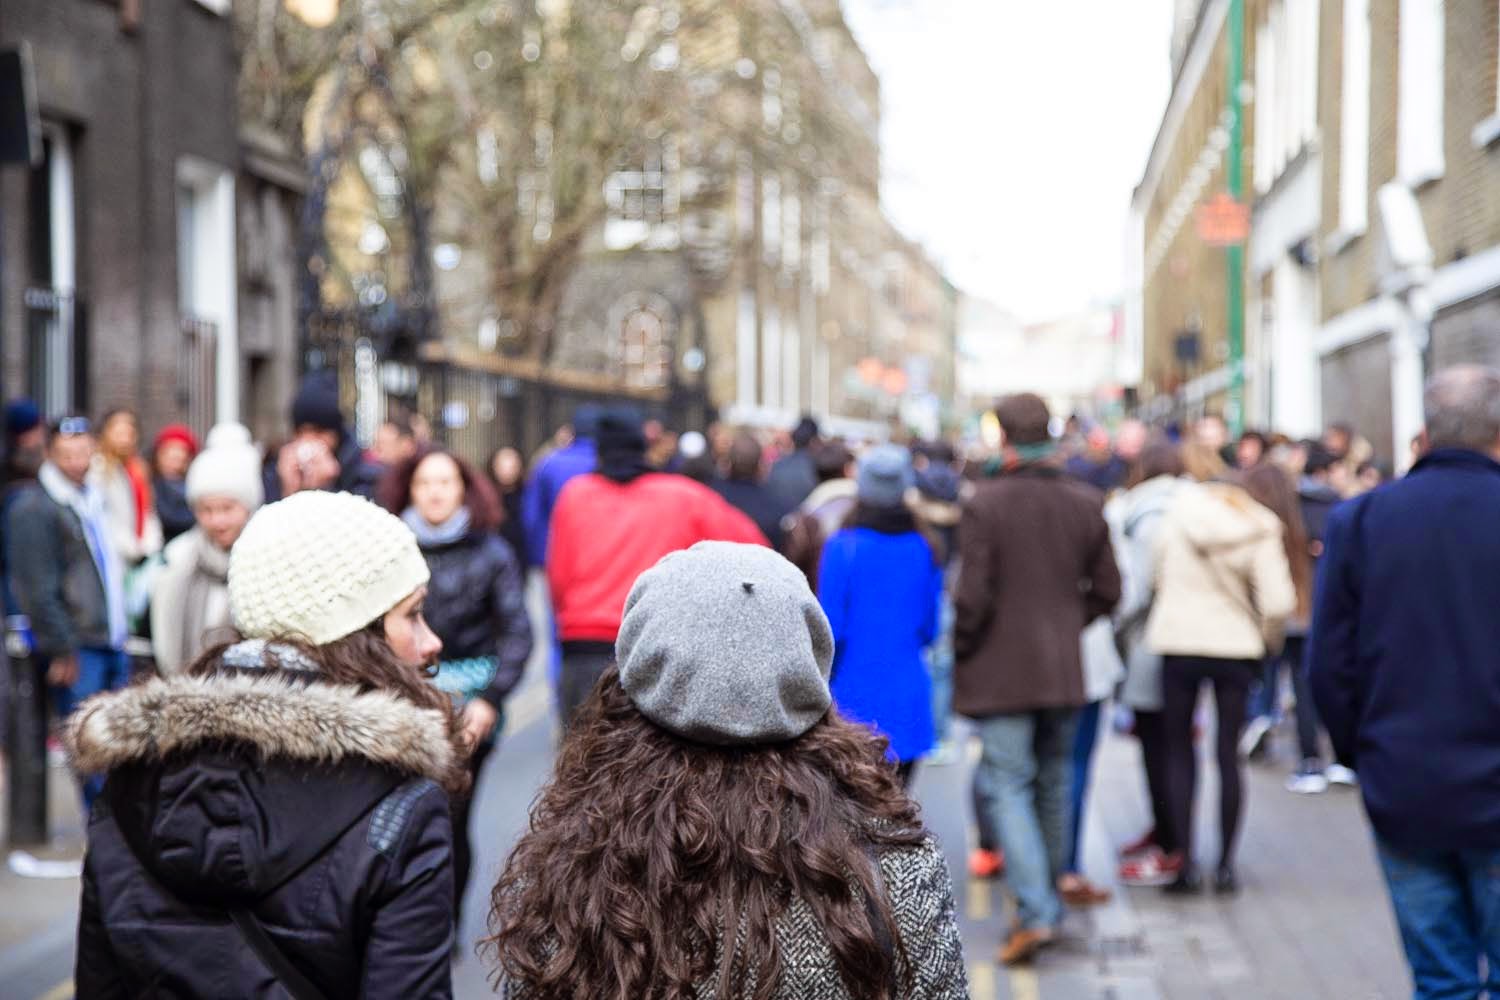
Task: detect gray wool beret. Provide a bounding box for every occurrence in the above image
[857,443,915,509]
[616,541,835,746]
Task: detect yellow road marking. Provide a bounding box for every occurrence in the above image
[967,877,992,921]
[968,962,997,1000]
[1009,965,1041,1000]
[34,980,72,1000]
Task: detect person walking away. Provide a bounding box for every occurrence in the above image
[371,416,418,469]
[69,490,463,998]
[911,441,964,765]
[1310,366,1500,1000]
[547,408,767,725]
[1065,425,1129,493]
[381,445,532,926]
[520,404,600,571]
[953,393,1121,964]
[817,445,943,788]
[488,446,530,569]
[780,441,857,587]
[150,424,199,544]
[1146,445,1295,895]
[766,415,822,512]
[1113,441,1189,887]
[713,430,788,548]
[150,424,263,675]
[7,417,128,811]
[265,370,384,502]
[488,542,966,999]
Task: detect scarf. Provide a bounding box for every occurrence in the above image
[849,503,919,536]
[39,462,128,648]
[402,506,472,547]
[598,448,654,485]
[178,532,232,673]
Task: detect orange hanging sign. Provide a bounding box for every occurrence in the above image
[1195,193,1250,247]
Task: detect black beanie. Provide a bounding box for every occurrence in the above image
[596,406,650,484]
[291,371,344,436]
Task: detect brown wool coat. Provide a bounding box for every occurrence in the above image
[952,465,1122,717]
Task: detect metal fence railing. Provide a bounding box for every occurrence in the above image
[179,314,218,438]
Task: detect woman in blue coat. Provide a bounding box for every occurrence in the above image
[818,445,944,787]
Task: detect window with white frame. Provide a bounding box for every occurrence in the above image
[1397,0,1444,187]
[1253,0,1319,196]
[1337,0,1371,238]
[604,139,680,251]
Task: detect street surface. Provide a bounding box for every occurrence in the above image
[1,580,1411,999]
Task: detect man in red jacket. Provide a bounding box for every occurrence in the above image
[547,408,767,724]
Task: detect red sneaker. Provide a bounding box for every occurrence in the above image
[1119,849,1184,887]
[1118,828,1157,859]
[969,848,1005,879]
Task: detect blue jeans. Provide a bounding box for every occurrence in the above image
[974,708,1079,931]
[50,647,130,811]
[1066,700,1104,875]
[1377,838,1500,1000]
[928,591,955,745]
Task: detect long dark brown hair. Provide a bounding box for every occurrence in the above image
[485,669,927,1000]
[1239,463,1314,619]
[377,445,502,532]
[187,624,470,795]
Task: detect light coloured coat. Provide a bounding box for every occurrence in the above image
[1113,475,1186,710]
[1146,481,1296,661]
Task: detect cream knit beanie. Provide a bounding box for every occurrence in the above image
[186,422,264,513]
[229,491,431,646]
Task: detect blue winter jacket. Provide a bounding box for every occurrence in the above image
[520,439,597,568]
[1309,448,1500,851]
[818,527,943,763]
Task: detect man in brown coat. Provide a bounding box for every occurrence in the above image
[954,393,1121,965]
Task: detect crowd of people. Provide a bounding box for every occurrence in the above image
[0,358,1495,998]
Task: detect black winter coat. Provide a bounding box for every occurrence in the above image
[67,669,458,999]
[419,530,533,712]
[6,480,111,656]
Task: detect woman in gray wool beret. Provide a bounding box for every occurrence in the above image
[485,541,967,1000]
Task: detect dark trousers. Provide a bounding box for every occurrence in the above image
[1064,699,1103,874]
[1163,655,1255,870]
[1254,635,1323,763]
[1133,709,1177,854]
[557,646,615,729]
[896,760,918,789]
[451,736,496,923]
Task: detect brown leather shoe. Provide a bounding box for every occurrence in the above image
[1057,874,1112,907]
[998,926,1055,965]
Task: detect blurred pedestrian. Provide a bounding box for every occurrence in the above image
[6,417,128,810]
[3,398,45,488]
[781,441,857,588]
[381,445,532,921]
[712,430,786,547]
[1114,440,1189,887]
[488,445,530,569]
[911,441,964,764]
[817,445,943,787]
[488,542,966,999]
[150,424,200,545]
[520,403,600,570]
[69,490,463,999]
[1311,366,1500,1000]
[674,430,717,483]
[953,393,1121,964]
[766,414,822,511]
[1147,451,1296,894]
[150,423,263,676]
[371,415,418,469]
[266,371,384,501]
[546,408,766,726]
[92,408,163,566]
[1235,430,1268,469]
[1065,424,1129,493]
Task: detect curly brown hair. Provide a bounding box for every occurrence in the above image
[484,668,927,1000]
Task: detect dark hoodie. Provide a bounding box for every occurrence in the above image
[68,668,456,999]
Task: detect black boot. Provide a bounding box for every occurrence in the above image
[1214,865,1239,896]
[1162,867,1202,895]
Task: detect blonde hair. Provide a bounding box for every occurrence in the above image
[1180,441,1227,483]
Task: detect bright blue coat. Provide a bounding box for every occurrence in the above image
[818,527,943,763]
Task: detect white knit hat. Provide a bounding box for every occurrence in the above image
[228,491,431,646]
[186,422,264,513]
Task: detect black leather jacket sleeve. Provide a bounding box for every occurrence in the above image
[360,782,456,1000]
[478,540,533,712]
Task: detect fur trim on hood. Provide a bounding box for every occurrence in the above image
[65,671,454,781]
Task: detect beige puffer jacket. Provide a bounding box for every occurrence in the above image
[1145,481,1296,660]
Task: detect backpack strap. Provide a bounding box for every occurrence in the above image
[228,908,329,1000]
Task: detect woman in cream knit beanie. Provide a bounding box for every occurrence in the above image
[69,488,465,998]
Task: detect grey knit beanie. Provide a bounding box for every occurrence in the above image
[616,542,834,746]
[857,444,914,509]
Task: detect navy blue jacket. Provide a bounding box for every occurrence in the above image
[1309,449,1500,851]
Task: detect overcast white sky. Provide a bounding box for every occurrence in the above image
[842,0,1176,323]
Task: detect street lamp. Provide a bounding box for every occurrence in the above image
[285,0,339,28]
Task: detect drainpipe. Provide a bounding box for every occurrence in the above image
[1225,0,1247,436]
[1377,182,1434,474]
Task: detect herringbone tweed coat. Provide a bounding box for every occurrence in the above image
[503,835,969,999]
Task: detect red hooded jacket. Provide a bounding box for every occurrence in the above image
[547,472,769,643]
